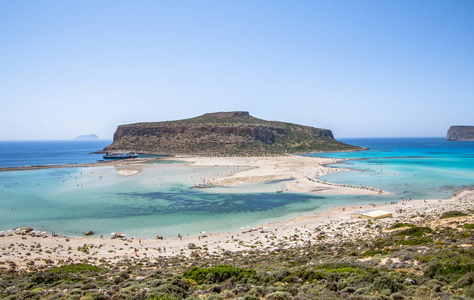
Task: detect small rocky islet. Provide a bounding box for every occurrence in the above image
[447,126,474,141]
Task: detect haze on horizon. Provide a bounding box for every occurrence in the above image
[1,1,473,141]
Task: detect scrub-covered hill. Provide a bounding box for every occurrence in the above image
[104,111,360,156]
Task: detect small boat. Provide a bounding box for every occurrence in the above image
[103,152,139,159]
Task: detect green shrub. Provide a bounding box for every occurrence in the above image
[325,267,365,275]
[182,265,256,284]
[454,272,474,288]
[148,283,188,300]
[372,275,403,293]
[466,285,474,298]
[148,295,177,300]
[391,292,406,300]
[31,272,61,284]
[424,260,474,279]
[265,291,292,300]
[49,264,105,274]
[463,224,474,230]
[440,211,468,219]
[31,264,105,285]
[389,223,415,229]
[397,237,433,246]
[396,227,432,237]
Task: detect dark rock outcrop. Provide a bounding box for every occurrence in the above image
[447,126,474,141]
[104,111,359,155]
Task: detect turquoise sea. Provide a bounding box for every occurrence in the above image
[0,138,473,238]
[309,138,474,200]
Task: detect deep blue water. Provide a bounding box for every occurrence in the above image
[0,140,112,168]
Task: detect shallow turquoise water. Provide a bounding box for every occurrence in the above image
[0,163,381,238]
[307,138,474,200]
[1,138,473,238]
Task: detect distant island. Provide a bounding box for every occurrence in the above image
[104,111,361,156]
[447,126,474,141]
[74,134,99,140]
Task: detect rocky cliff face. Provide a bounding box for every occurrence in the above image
[113,124,290,144]
[105,111,358,155]
[447,126,474,141]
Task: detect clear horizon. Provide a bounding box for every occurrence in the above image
[1,1,473,140]
[0,136,451,142]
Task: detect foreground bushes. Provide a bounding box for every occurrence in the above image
[183,265,256,284]
[440,210,468,219]
[32,263,105,284]
[3,212,474,299]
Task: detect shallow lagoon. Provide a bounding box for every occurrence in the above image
[312,138,474,200]
[0,162,386,238]
[1,138,473,238]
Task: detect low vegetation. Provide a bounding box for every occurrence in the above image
[1,211,473,299]
[440,211,469,219]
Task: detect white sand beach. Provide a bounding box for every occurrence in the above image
[177,155,389,195]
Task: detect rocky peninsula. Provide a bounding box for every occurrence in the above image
[447,126,474,141]
[104,111,361,156]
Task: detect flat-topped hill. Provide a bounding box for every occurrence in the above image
[447,126,474,141]
[104,111,361,155]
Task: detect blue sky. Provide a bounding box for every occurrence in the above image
[1,1,473,140]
